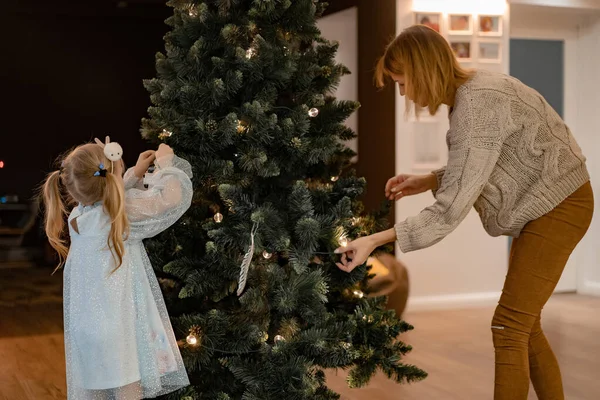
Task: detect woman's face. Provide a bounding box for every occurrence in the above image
[390,73,406,97]
[391,73,426,107]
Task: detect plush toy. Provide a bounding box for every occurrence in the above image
[94,136,123,162]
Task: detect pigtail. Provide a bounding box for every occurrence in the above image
[103,171,130,272]
[41,170,68,272]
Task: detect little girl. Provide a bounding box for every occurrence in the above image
[41,137,192,399]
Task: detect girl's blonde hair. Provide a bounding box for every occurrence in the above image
[41,143,129,273]
[375,24,473,115]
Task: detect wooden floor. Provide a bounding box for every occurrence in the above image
[1,268,599,399]
[326,294,600,400]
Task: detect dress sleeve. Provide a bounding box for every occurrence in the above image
[126,155,193,240]
[123,167,145,190]
[395,87,510,253]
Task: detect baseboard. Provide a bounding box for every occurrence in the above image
[407,291,502,312]
[579,281,600,296]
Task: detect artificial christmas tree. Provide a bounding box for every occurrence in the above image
[141,1,426,398]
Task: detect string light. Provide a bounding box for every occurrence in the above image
[186,326,202,347]
[330,176,339,182]
[246,47,256,59]
[158,129,173,140]
[341,342,352,350]
[274,335,285,343]
[237,120,247,133]
[186,334,198,345]
[308,108,319,117]
[214,213,223,223]
[188,5,198,17]
[261,332,269,342]
[353,290,364,299]
[339,235,349,248]
[262,250,272,259]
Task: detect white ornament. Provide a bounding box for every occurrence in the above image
[308,108,319,117]
[237,222,258,296]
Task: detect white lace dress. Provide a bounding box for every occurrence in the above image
[63,155,193,399]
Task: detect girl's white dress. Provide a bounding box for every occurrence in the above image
[63,155,193,399]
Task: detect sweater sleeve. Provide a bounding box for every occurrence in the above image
[395,88,508,253]
[431,166,446,198]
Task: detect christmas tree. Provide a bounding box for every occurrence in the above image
[141,1,426,398]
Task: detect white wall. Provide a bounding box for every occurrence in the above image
[574,16,600,296]
[396,0,511,310]
[317,7,358,159]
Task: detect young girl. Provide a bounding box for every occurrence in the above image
[335,25,593,399]
[42,137,193,399]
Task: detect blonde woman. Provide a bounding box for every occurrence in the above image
[335,25,593,400]
[41,140,192,399]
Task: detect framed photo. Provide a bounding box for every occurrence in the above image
[411,121,443,171]
[478,15,502,36]
[478,41,502,63]
[448,14,473,35]
[414,12,441,33]
[450,40,472,62]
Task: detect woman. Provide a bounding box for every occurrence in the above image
[335,25,594,400]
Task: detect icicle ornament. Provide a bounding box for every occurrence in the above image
[237,221,259,296]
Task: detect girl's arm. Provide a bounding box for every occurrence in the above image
[126,155,193,240]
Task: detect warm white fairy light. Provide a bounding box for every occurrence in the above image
[186,334,198,345]
[246,47,256,59]
[158,129,173,140]
[330,176,339,182]
[262,250,272,259]
[308,108,319,117]
[274,335,285,343]
[353,290,364,299]
[214,212,223,223]
[237,120,248,133]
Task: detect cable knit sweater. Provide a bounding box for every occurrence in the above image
[395,70,590,253]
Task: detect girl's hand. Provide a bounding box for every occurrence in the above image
[334,236,377,273]
[155,144,175,165]
[385,173,437,201]
[133,150,156,178]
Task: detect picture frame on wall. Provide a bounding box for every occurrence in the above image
[478,41,502,63]
[413,12,442,33]
[448,14,473,35]
[478,15,503,36]
[411,121,443,171]
[450,40,472,62]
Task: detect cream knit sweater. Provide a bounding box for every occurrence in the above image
[395,70,590,253]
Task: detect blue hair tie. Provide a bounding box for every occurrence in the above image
[94,163,107,177]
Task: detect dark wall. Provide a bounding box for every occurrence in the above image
[1,2,171,200]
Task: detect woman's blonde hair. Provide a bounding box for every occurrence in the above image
[41,143,129,273]
[375,24,473,115]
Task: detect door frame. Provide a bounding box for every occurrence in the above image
[510,28,579,293]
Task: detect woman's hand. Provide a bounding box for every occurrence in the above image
[385,173,437,201]
[334,229,397,273]
[334,236,377,272]
[133,150,156,178]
